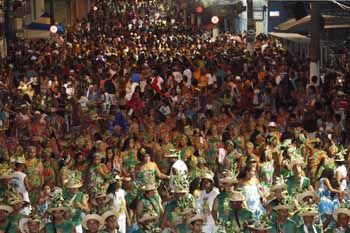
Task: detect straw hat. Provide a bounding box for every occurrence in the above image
[19,212,45,233]
[219,165,238,184]
[201,172,214,182]
[14,154,26,164]
[296,191,318,205]
[0,164,13,179]
[141,183,158,192]
[173,173,190,193]
[138,213,159,223]
[247,214,271,231]
[333,207,350,221]
[47,192,69,214]
[102,209,119,223]
[273,195,293,211]
[187,213,204,225]
[270,176,287,192]
[91,184,111,206]
[0,204,13,213]
[228,191,245,202]
[335,145,347,162]
[65,170,83,189]
[82,214,104,230]
[299,204,318,217]
[164,149,179,158]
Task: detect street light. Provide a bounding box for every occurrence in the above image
[50,25,58,34]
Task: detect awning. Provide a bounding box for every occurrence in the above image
[275,14,350,33]
[269,32,310,44]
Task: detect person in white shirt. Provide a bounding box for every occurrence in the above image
[196,173,219,233]
[107,174,129,233]
[11,156,31,215]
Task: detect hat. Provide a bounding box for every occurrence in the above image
[299,204,318,217]
[141,183,157,192]
[164,149,179,158]
[219,164,238,184]
[19,211,44,233]
[91,184,111,206]
[288,150,306,170]
[0,204,13,213]
[65,170,83,189]
[270,176,287,192]
[0,164,13,179]
[173,173,190,193]
[335,145,347,162]
[201,172,214,182]
[82,214,104,230]
[14,154,26,164]
[247,214,272,231]
[138,213,159,223]
[102,209,119,223]
[187,213,204,225]
[47,192,69,214]
[274,195,294,211]
[334,207,350,221]
[296,191,318,205]
[228,191,245,202]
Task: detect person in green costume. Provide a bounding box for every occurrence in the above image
[7,189,26,226]
[63,170,90,233]
[136,183,163,224]
[245,213,271,233]
[0,204,17,233]
[286,158,313,195]
[332,207,350,233]
[270,200,297,233]
[187,213,205,233]
[45,193,76,233]
[212,168,238,223]
[205,125,221,170]
[82,214,104,233]
[136,147,169,185]
[296,204,323,233]
[136,214,161,233]
[226,190,252,233]
[101,210,119,233]
[90,184,112,216]
[18,211,45,233]
[121,138,139,174]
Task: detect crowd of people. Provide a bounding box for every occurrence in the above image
[1,0,350,232]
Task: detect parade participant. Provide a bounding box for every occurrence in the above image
[90,184,112,215]
[63,170,89,233]
[19,211,45,233]
[0,203,17,233]
[212,166,238,222]
[187,213,205,233]
[287,153,313,195]
[246,214,271,233]
[10,154,30,214]
[270,196,297,233]
[101,209,119,233]
[136,183,163,226]
[196,172,219,233]
[82,214,104,233]
[332,205,350,233]
[297,204,323,233]
[136,214,161,233]
[25,146,44,203]
[45,192,76,233]
[334,146,348,191]
[107,174,129,233]
[239,165,265,218]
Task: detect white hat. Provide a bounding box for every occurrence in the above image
[82,214,104,230]
[187,214,204,225]
[267,122,277,128]
[333,208,350,221]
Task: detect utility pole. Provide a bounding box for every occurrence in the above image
[246,0,255,54]
[50,0,54,25]
[310,2,321,84]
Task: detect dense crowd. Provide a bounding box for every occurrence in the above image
[1,0,350,232]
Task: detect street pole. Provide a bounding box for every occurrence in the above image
[50,0,55,25]
[310,2,321,84]
[246,0,254,54]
